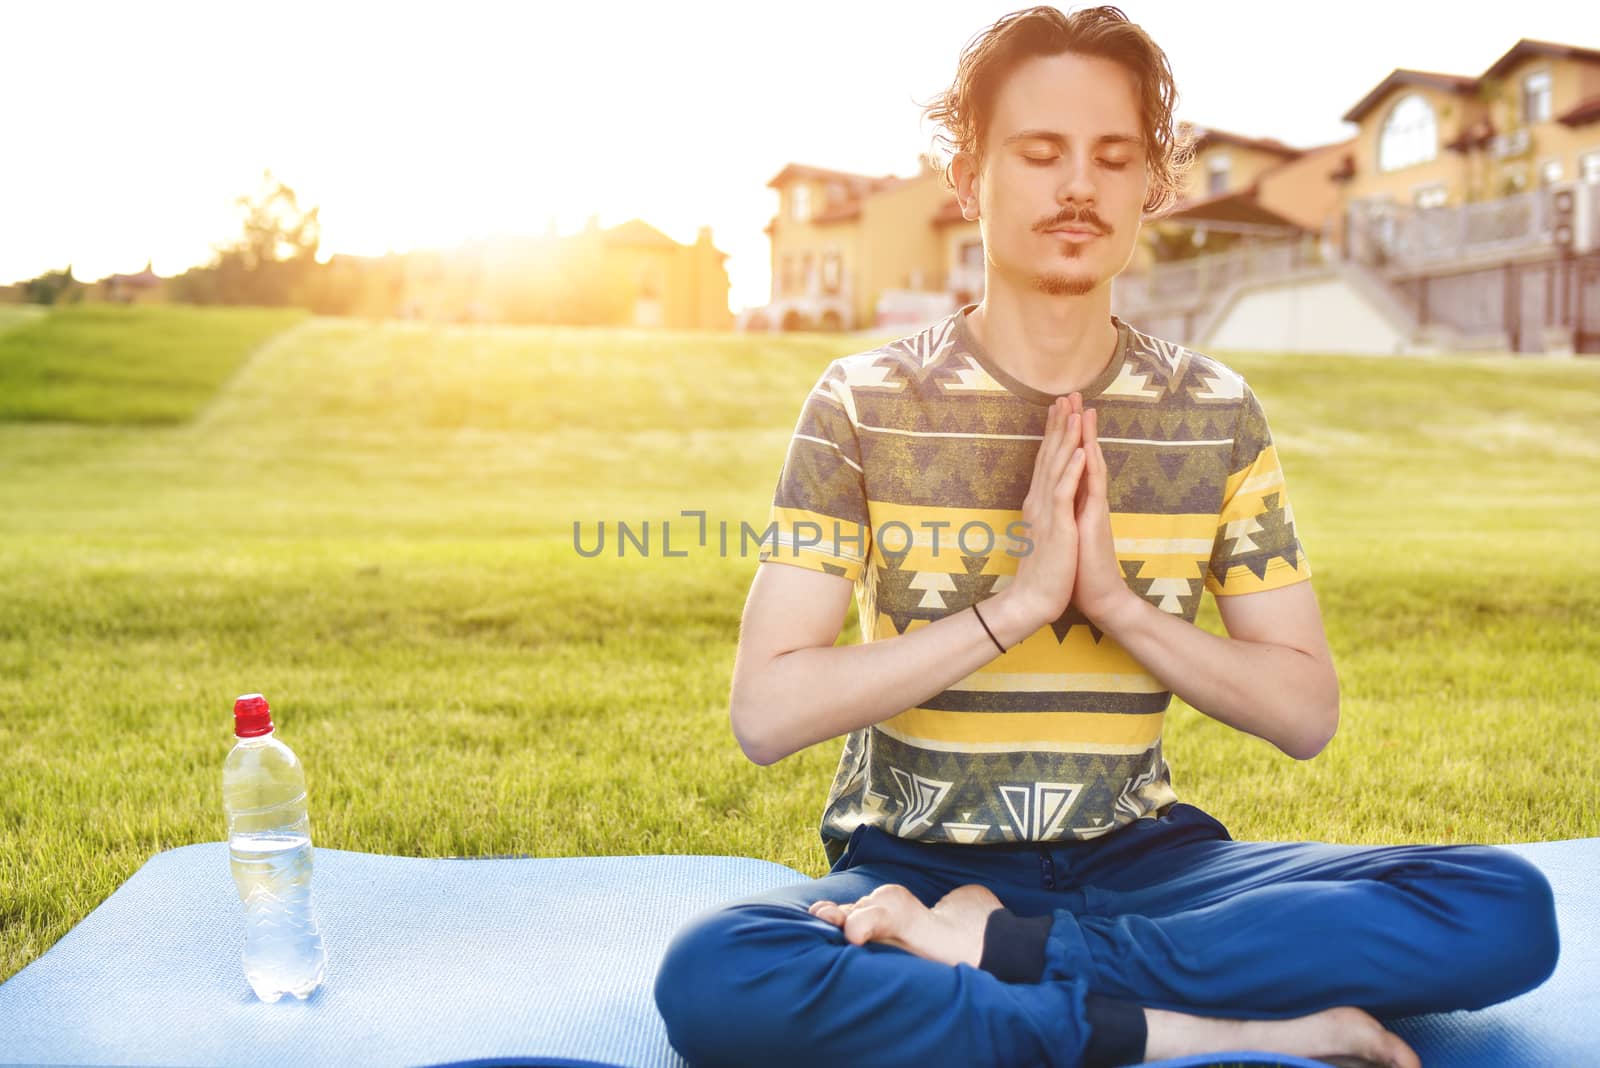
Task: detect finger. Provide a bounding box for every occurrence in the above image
[1075,407,1097,511]
[1048,410,1082,487]
[1054,446,1081,505]
[1046,398,1072,468]
[1024,401,1058,523]
[1059,447,1087,503]
[1087,406,1108,500]
[1075,451,1091,515]
[1030,401,1053,481]
[1041,411,1080,502]
[1031,398,1060,489]
[1057,452,1086,531]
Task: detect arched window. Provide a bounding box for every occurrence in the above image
[1378,94,1438,173]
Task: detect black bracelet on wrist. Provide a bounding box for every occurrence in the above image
[972,602,1006,654]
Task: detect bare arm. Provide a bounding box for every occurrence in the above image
[1067,397,1338,761]
[729,565,1050,765]
[1094,580,1340,760]
[732,397,1091,766]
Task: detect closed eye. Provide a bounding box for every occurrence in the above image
[1025,157,1129,170]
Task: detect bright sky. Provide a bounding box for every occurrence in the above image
[2,0,1594,311]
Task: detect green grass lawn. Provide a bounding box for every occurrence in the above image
[0,303,306,423]
[0,305,47,335]
[1,308,1597,985]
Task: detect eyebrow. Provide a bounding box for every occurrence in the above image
[1001,130,1144,149]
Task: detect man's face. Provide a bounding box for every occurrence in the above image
[958,51,1150,298]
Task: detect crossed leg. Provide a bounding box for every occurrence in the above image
[787,806,1559,1065]
[1013,811,1563,1021]
[652,820,1456,1067]
[805,881,1420,1067]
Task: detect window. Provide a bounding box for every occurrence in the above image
[1538,159,1562,186]
[821,250,841,294]
[1582,150,1600,184]
[1378,94,1438,172]
[790,184,812,223]
[780,254,795,295]
[960,240,984,269]
[1522,70,1552,124]
[1206,153,1230,196]
[800,251,814,292]
[1414,183,1447,209]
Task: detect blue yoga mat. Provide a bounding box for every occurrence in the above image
[0,839,1594,1067]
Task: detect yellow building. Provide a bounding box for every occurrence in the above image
[1139,37,1600,270]
[1337,38,1600,211]
[1121,37,1600,355]
[753,33,1600,354]
[583,219,733,330]
[755,138,1353,332]
[1138,125,1354,267]
[752,34,1600,350]
[758,158,976,332]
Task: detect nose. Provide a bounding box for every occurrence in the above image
[1056,153,1098,210]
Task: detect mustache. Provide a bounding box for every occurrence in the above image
[1039,210,1109,234]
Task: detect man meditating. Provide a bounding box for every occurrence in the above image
[654,6,1559,1066]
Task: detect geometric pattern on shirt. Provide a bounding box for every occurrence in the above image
[762,306,1311,863]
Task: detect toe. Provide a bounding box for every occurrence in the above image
[808,902,846,926]
[844,905,891,945]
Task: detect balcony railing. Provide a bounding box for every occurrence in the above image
[1345,184,1587,271]
[1116,235,1325,308]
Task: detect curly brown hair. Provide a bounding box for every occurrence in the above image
[919,4,1196,217]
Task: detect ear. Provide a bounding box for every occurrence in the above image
[952,151,980,219]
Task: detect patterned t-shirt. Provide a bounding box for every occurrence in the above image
[757,303,1312,867]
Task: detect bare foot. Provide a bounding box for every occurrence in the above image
[808,889,1419,1068]
[1145,1004,1421,1068]
[807,883,1004,967]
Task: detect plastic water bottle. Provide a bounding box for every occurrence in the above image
[222,693,327,1002]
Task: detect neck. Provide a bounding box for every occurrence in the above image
[964,284,1118,397]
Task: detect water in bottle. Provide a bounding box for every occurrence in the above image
[223,693,327,1002]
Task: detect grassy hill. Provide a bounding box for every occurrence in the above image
[0,305,47,335]
[0,304,306,423]
[0,308,1596,983]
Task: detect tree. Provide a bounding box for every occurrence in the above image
[21,264,82,304]
[170,170,322,306]
[231,169,321,272]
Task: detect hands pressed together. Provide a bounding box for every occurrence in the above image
[803,400,1137,971]
[1007,391,1133,631]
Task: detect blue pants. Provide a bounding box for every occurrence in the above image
[653,803,1560,1068]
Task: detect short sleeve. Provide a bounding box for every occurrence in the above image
[1205,384,1313,596]
[756,360,873,582]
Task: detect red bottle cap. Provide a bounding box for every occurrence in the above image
[234,693,274,738]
